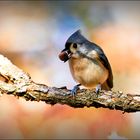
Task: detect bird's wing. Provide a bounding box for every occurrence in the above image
[94,44,113,89]
[99,52,113,88]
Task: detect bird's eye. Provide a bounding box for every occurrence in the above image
[73,43,77,49]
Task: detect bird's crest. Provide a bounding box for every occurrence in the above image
[65,29,87,45]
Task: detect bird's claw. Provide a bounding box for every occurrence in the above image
[70,84,81,96]
[95,84,101,95]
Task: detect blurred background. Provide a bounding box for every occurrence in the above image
[0,1,140,139]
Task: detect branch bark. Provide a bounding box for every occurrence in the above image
[0,54,140,113]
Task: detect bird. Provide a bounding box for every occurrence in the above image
[58,29,113,95]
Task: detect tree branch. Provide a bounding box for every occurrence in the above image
[0,54,140,113]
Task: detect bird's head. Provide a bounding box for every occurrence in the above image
[59,30,90,62]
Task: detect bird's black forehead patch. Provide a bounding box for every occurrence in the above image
[65,42,71,50]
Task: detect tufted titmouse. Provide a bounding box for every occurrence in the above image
[59,30,113,95]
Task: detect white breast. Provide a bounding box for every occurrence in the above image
[69,57,108,88]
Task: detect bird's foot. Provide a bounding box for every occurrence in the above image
[71,84,81,97]
[95,84,101,96]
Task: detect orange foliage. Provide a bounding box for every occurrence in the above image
[90,24,140,73]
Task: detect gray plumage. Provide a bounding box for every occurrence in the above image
[65,30,113,89]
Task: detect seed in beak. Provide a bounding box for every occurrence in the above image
[58,51,69,62]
